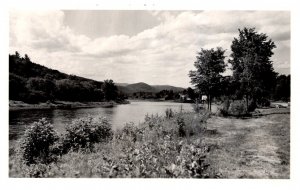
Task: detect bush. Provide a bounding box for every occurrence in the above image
[62,116,113,152]
[248,99,257,112]
[218,99,250,117]
[118,122,142,142]
[228,100,248,116]
[144,114,162,129]
[257,98,270,107]
[218,99,231,116]
[165,108,174,119]
[176,116,186,137]
[20,118,59,165]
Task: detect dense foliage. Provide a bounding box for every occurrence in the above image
[20,118,59,165]
[272,74,290,101]
[62,116,113,152]
[189,27,290,116]
[9,52,120,103]
[189,47,226,110]
[11,111,215,178]
[229,27,277,108]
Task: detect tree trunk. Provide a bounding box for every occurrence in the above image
[246,94,249,112]
[210,96,212,111]
[207,94,210,110]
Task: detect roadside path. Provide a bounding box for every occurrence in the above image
[204,112,290,178]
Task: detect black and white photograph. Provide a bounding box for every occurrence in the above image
[3,0,297,183]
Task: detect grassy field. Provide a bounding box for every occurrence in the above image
[203,108,290,178]
[9,108,290,178]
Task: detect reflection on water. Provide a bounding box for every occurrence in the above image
[9,101,193,141]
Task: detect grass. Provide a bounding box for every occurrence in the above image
[202,108,290,178]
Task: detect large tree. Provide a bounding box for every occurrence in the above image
[229,27,277,108]
[102,79,118,101]
[189,47,226,111]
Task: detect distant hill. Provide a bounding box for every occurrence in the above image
[9,52,120,103]
[126,82,156,93]
[152,85,185,93]
[9,52,186,103]
[116,82,185,94]
[115,83,129,87]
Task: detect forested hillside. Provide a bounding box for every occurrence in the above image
[9,52,120,103]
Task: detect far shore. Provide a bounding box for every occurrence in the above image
[9,99,193,111]
[9,100,130,111]
[128,98,194,103]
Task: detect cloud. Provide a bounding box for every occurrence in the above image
[9,10,290,87]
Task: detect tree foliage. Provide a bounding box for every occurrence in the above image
[229,27,277,107]
[189,47,226,110]
[102,79,118,101]
[9,52,121,103]
[272,74,290,101]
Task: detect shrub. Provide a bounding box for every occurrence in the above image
[20,118,59,165]
[23,163,50,178]
[144,113,151,122]
[144,114,162,129]
[62,116,113,152]
[248,99,257,112]
[165,108,174,119]
[118,122,142,142]
[193,103,203,113]
[176,116,186,137]
[218,99,231,116]
[228,100,248,116]
[257,98,270,107]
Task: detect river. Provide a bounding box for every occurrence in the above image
[9,101,194,141]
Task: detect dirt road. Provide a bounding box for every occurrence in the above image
[204,110,290,178]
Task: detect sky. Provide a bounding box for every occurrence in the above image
[9,10,290,88]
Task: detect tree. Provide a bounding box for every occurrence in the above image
[186,87,196,100]
[273,74,290,101]
[24,54,31,62]
[229,27,277,108]
[102,79,118,101]
[189,47,226,111]
[9,73,27,100]
[15,51,20,59]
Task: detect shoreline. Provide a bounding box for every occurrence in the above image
[128,98,194,103]
[9,100,130,111]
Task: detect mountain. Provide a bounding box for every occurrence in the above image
[152,85,185,92]
[116,82,185,94]
[115,83,129,87]
[126,82,156,93]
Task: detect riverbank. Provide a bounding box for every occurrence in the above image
[9,107,290,178]
[128,98,193,103]
[9,100,130,111]
[9,110,214,178]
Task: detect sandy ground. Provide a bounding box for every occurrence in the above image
[203,109,290,178]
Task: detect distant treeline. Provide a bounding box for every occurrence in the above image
[9,52,121,103]
[128,88,196,101]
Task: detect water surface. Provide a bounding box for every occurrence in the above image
[9,101,193,141]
